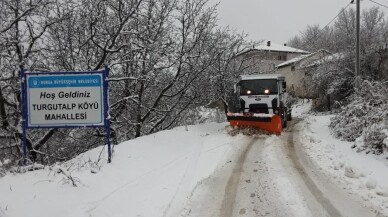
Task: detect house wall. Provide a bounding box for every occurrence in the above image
[237,50,306,74]
[277,66,310,97]
[276,50,329,98]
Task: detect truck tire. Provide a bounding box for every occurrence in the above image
[287,112,292,121]
[286,108,292,121]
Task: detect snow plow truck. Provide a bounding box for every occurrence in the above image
[227,74,291,135]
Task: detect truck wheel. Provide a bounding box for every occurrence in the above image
[282,110,287,128]
[287,113,292,121]
[286,109,292,121]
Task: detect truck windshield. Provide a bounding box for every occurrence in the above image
[239,79,278,95]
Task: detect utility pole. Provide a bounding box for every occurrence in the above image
[356,0,361,76]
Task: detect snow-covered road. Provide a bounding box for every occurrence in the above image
[182,119,375,217]
[1,108,386,217]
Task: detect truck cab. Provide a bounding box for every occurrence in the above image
[233,74,290,128]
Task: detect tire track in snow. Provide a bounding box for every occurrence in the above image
[219,137,257,217]
[285,122,342,217]
[288,119,377,217]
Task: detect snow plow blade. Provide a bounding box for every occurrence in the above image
[227,113,283,135]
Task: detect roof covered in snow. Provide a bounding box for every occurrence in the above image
[237,41,310,56]
[276,54,311,68]
[276,49,331,68]
[305,53,346,68]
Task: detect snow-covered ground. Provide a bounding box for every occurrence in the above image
[296,107,388,216]
[1,101,388,217]
[0,123,238,217]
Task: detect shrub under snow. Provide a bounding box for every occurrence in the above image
[329,79,388,154]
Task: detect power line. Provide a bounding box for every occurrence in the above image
[369,0,388,9]
[300,1,353,48]
[320,2,352,31]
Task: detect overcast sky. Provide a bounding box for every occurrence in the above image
[212,0,388,44]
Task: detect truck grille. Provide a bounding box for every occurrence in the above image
[249,104,269,114]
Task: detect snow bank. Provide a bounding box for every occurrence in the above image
[297,115,388,216]
[291,99,312,118]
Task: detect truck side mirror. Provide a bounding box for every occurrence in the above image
[234,84,237,94]
[282,82,287,92]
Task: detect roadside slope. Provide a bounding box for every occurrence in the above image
[295,115,388,216]
[0,123,243,217]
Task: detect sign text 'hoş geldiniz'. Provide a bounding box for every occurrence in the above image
[26,73,104,127]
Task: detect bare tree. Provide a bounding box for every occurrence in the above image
[0,0,65,162]
[0,0,248,166]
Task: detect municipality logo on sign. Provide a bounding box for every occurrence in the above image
[32,79,39,87]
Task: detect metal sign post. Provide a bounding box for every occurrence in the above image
[21,70,28,165]
[21,68,112,164]
[103,66,112,163]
